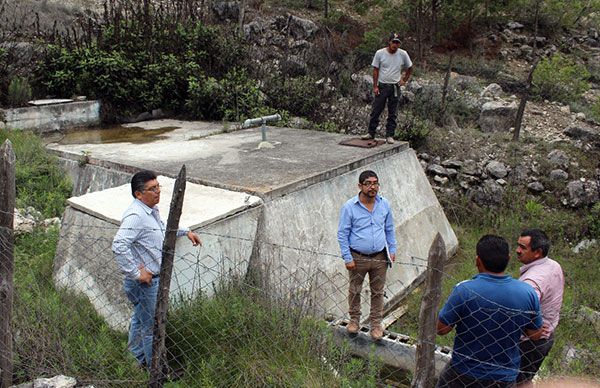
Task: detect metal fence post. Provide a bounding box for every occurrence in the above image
[0,140,15,388]
[412,233,447,388]
[149,165,187,387]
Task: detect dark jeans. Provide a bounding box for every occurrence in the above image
[436,363,516,388]
[516,336,554,385]
[124,277,159,366]
[368,83,400,137]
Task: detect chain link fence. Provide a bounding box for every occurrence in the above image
[3,207,598,387]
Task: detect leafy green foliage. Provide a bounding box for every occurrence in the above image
[7,77,32,107]
[533,54,590,104]
[355,3,406,60]
[397,114,431,149]
[186,68,267,121]
[35,20,247,117]
[588,202,600,239]
[0,129,71,218]
[264,75,322,117]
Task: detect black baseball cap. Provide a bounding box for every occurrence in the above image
[389,33,401,43]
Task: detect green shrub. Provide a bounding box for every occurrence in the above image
[186,68,267,121]
[397,114,431,148]
[264,75,321,118]
[355,3,406,61]
[7,77,32,107]
[0,129,71,218]
[533,54,590,104]
[589,99,600,123]
[588,202,600,239]
[185,73,224,120]
[35,19,247,118]
[220,67,267,121]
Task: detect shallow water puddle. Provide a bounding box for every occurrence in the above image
[47,126,178,145]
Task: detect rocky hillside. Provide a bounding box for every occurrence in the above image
[4,1,600,212]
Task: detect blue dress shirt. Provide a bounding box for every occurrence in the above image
[112,199,189,279]
[337,194,397,263]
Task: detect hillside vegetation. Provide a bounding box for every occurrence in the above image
[2,0,600,386]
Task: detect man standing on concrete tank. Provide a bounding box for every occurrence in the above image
[516,229,564,387]
[112,170,202,369]
[362,32,413,145]
[436,235,543,388]
[337,170,396,340]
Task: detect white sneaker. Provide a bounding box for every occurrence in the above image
[361,133,375,140]
[386,137,395,144]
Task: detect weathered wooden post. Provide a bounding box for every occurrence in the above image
[412,233,447,388]
[149,165,187,388]
[0,140,15,388]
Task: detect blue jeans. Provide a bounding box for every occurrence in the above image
[124,277,159,366]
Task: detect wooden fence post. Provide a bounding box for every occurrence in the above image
[149,165,187,388]
[0,140,16,388]
[412,233,447,388]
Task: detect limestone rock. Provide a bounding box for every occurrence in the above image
[288,15,319,40]
[480,83,503,98]
[441,159,463,169]
[479,100,518,132]
[507,21,524,30]
[450,73,479,90]
[212,1,239,20]
[510,164,529,182]
[566,179,600,207]
[485,160,508,179]
[14,207,37,234]
[34,375,76,388]
[352,73,374,102]
[527,181,545,193]
[572,239,597,253]
[549,169,569,181]
[564,124,600,147]
[461,159,480,176]
[468,179,504,206]
[547,149,570,169]
[426,164,450,177]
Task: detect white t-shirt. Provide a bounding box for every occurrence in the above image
[371,47,412,84]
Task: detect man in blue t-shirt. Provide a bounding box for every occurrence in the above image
[436,235,543,387]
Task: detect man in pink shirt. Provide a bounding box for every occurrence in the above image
[516,229,564,386]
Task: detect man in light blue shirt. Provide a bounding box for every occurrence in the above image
[112,170,201,369]
[337,170,396,340]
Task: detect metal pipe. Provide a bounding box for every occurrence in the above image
[242,114,282,143]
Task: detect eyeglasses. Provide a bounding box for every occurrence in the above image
[144,184,161,193]
[361,181,380,188]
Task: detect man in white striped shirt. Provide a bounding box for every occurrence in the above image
[112,170,201,369]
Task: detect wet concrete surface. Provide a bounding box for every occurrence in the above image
[51,126,178,145]
[46,119,406,197]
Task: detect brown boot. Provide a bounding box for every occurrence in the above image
[370,325,384,341]
[347,320,359,334]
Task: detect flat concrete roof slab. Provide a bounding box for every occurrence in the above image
[67,175,262,228]
[28,98,74,106]
[47,122,407,197]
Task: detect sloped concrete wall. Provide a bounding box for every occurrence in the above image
[254,147,458,321]
[57,157,132,196]
[3,100,100,132]
[52,145,457,329]
[54,203,261,332]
